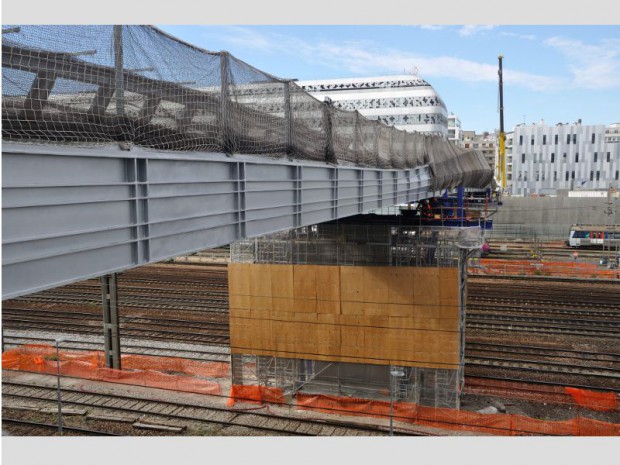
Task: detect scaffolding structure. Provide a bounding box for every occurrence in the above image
[231,222,479,268]
[230,218,478,409]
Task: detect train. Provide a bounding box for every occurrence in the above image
[566,224,620,248]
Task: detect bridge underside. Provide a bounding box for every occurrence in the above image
[2,142,433,299]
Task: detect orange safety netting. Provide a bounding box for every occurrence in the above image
[292,393,620,436]
[565,387,618,412]
[469,259,620,280]
[2,344,226,396]
[226,384,285,407]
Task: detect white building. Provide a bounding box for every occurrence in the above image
[507,120,620,196]
[297,75,448,136]
[448,114,464,147]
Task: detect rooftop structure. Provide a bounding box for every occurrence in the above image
[298,75,448,136]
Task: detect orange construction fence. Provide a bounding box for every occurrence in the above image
[565,387,618,412]
[2,344,227,396]
[226,384,286,407]
[225,387,618,436]
[294,392,619,436]
[469,259,620,280]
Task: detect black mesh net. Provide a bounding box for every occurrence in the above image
[2,25,493,188]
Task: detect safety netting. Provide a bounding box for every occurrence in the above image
[2,344,228,395]
[2,25,493,190]
[468,259,620,280]
[226,386,620,436]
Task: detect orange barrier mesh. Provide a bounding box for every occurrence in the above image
[226,384,285,407]
[565,387,618,412]
[294,393,620,436]
[2,344,225,396]
[469,259,620,280]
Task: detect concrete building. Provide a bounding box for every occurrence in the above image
[462,130,497,170]
[448,114,464,147]
[508,120,620,196]
[297,75,448,136]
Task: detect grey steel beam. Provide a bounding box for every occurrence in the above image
[2,142,433,300]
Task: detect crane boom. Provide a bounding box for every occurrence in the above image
[498,55,506,189]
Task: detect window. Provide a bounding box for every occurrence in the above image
[522,153,525,163]
[573,134,577,144]
[542,172,545,181]
[608,152,611,162]
[594,152,598,162]
[543,135,547,145]
[518,171,522,180]
[563,152,567,158]
[592,133,596,144]
[575,153,579,162]
[553,171,557,181]
[596,171,600,181]
[519,135,523,145]
[616,170,619,180]
[533,153,537,163]
[555,134,558,144]
[531,135,535,146]
[540,153,544,163]
[567,134,571,144]
[565,171,569,181]
[590,171,594,181]
[571,171,575,179]
[524,172,528,181]
[536,171,540,181]
[551,153,555,163]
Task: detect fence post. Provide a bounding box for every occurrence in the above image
[220,52,234,154]
[323,98,336,164]
[113,25,124,118]
[353,111,360,166]
[283,80,293,158]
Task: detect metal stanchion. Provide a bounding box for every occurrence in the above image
[55,337,65,435]
[389,369,405,436]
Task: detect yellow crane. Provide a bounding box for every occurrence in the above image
[497,55,506,189]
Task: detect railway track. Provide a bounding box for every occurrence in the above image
[1,378,425,437]
[3,265,619,395]
[1,418,120,436]
[2,333,231,363]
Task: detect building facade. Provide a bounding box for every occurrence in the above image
[297,75,448,136]
[508,121,620,196]
[461,130,496,170]
[448,114,463,147]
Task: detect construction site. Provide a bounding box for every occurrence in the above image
[1,24,619,440]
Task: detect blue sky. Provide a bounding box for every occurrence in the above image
[159,25,620,133]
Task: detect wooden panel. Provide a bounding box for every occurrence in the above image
[316,265,340,302]
[228,263,251,296]
[249,264,272,297]
[271,264,294,298]
[293,265,317,300]
[340,267,364,302]
[229,263,461,370]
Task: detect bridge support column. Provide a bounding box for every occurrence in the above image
[457,185,465,226]
[101,273,122,369]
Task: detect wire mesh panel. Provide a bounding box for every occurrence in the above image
[232,221,479,268]
[2,24,493,189]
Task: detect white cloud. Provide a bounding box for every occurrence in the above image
[203,26,561,91]
[500,31,536,41]
[457,25,496,37]
[545,36,620,89]
[418,25,445,31]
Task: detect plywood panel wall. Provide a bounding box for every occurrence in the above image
[228,264,461,370]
